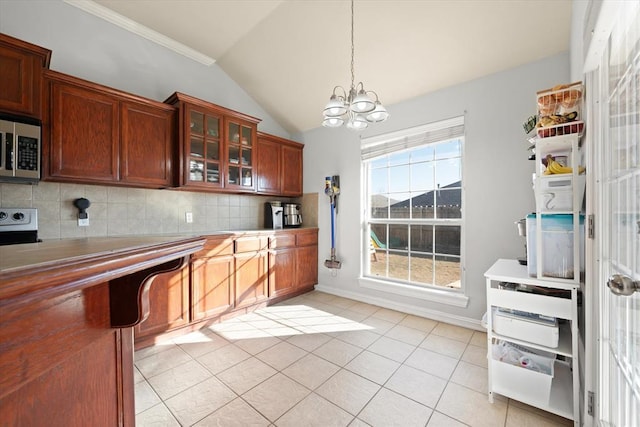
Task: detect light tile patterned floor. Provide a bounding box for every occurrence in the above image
[135,291,573,427]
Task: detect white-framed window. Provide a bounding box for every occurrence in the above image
[361,116,464,293]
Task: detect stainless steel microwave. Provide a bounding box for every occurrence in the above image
[0,114,41,183]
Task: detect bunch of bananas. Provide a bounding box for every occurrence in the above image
[543,154,586,175]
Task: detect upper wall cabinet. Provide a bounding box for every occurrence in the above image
[165,92,260,193]
[256,132,303,197]
[0,33,51,119]
[43,71,176,188]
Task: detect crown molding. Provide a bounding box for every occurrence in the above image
[64,0,216,66]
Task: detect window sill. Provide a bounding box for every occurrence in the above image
[358,277,469,308]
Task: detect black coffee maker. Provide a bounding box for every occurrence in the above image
[264,201,283,229]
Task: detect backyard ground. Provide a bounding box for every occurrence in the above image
[369,252,461,288]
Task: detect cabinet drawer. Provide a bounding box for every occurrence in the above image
[270,233,296,249]
[487,287,573,319]
[296,231,318,247]
[235,236,268,253]
[195,237,234,258]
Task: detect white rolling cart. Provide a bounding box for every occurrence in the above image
[485,84,584,425]
[485,259,580,425]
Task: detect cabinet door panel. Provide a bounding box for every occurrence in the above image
[269,248,296,298]
[281,145,302,196]
[121,101,174,187]
[191,256,234,320]
[235,251,268,308]
[49,81,119,182]
[256,137,281,194]
[135,267,189,339]
[0,35,49,118]
[296,245,318,288]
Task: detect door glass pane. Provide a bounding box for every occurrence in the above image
[228,165,239,185]
[229,123,240,143]
[189,159,204,182]
[190,137,204,158]
[206,163,219,183]
[241,169,252,187]
[207,141,219,160]
[206,116,219,137]
[190,111,203,135]
[242,148,252,166]
[229,146,240,165]
[241,126,252,146]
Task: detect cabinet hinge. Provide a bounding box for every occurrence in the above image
[588,390,595,416]
[588,214,595,239]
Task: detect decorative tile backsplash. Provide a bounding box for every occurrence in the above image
[0,182,317,241]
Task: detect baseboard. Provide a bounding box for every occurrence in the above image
[314,284,485,332]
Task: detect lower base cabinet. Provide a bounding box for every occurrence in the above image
[134,229,318,347]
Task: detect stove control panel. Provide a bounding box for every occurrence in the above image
[0,208,38,231]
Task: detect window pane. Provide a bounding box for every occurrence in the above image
[411,162,434,192]
[434,257,461,288]
[411,191,434,219]
[389,165,410,192]
[371,168,388,194]
[388,252,409,281]
[371,197,389,218]
[370,253,387,277]
[389,150,410,166]
[411,146,434,163]
[410,225,433,252]
[434,226,461,255]
[435,189,461,218]
[370,156,388,169]
[435,139,461,160]
[409,253,434,284]
[388,225,408,250]
[435,158,461,188]
[390,193,410,219]
[370,224,387,249]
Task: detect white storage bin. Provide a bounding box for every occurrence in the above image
[491,340,555,404]
[535,175,586,211]
[527,214,585,279]
[493,308,559,348]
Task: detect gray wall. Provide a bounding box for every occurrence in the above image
[299,52,570,327]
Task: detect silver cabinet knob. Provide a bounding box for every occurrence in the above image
[607,274,640,296]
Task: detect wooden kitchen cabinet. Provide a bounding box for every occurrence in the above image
[43,70,176,188]
[268,229,318,298]
[234,235,269,309]
[256,132,304,197]
[165,92,260,192]
[134,266,190,340]
[296,229,319,288]
[0,33,51,118]
[191,237,235,320]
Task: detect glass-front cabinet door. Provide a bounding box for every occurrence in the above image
[226,118,255,190]
[187,107,222,187]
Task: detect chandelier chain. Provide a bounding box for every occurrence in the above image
[350,0,355,91]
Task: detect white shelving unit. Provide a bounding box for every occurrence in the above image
[485,85,585,425]
[485,259,580,425]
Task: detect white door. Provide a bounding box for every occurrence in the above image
[597,2,640,425]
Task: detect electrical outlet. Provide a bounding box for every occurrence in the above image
[185,212,193,223]
[78,218,90,227]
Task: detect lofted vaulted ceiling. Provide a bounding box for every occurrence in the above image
[87,0,573,134]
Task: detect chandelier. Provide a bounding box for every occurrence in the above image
[322,0,389,130]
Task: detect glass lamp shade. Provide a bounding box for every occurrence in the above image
[365,102,389,123]
[323,95,347,117]
[346,114,368,130]
[322,115,345,128]
[350,90,375,113]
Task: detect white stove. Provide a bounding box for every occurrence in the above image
[0,207,39,245]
